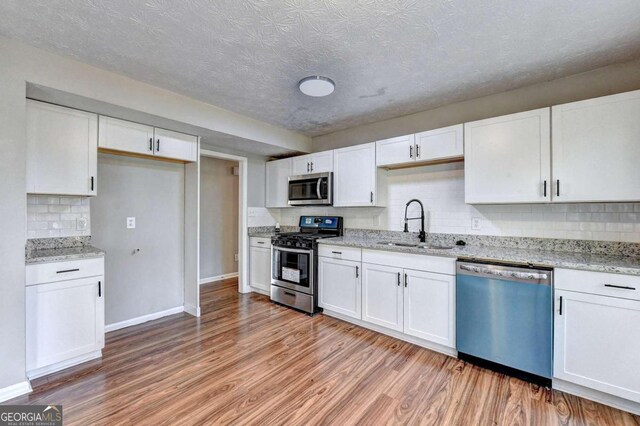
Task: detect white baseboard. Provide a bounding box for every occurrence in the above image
[27,350,102,380]
[0,380,32,403]
[251,286,270,296]
[184,303,201,317]
[553,378,640,416]
[322,309,458,358]
[199,272,238,285]
[105,306,185,332]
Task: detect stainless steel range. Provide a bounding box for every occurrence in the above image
[271,216,343,314]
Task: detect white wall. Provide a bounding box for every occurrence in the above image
[277,163,640,242]
[312,59,640,151]
[91,154,185,325]
[200,157,239,280]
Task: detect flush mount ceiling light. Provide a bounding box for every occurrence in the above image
[298,76,335,97]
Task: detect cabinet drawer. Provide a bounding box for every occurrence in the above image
[250,237,271,248]
[555,268,640,301]
[26,257,104,286]
[362,249,456,276]
[318,245,362,262]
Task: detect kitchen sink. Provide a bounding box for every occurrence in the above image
[376,241,454,250]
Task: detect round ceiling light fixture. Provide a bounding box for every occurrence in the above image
[298,76,335,97]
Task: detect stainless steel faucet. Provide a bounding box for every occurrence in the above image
[403,199,426,243]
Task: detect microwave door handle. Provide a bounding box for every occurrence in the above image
[317,178,323,199]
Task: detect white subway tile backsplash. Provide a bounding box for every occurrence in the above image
[26,195,91,238]
[274,163,640,242]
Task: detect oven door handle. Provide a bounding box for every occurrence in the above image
[316,178,323,200]
[273,246,311,255]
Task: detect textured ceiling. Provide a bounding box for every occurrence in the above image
[1,1,640,137]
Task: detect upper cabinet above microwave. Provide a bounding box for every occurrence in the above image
[464,108,551,204]
[26,100,98,197]
[291,151,333,175]
[376,124,463,168]
[98,116,198,162]
[552,90,640,203]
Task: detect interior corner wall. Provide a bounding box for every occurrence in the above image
[0,73,27,389]
[91,154,185,326]
[199,157,239,280]
[311,58,640,150]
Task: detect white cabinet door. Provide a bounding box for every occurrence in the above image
[98,116,154,156]
[309,151,333,173]
[318,257,361,319]
[376,134,415,167]
[26,276,104,372]
[362,263,403,331]
[554,290,640,402]
[266,158,291,208]
[403,269,455,348]
[552,90,640,202]
[291,154,313,175]
[464,108,551,204]
[153,128,198,162]
[26,100,98,196]
[333,142,377,207]
[250,246,271,293]
[416,124,463,162]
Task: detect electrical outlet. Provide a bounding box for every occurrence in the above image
[234,254,239,262]
[471,217,482,231]
[127,217,136,229]
[76,217,88,230]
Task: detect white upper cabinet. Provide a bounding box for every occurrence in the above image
[291,151,334,175]
[333,142,386,207]
[415,124,463,162]
[97,116,197,162]
[153,128,198,162]
[266,158,291,208]
[464,108,551,204]
[376,134,416,167]
[552,90,640,203]
[98,116,154,156]
[27,100,98,196]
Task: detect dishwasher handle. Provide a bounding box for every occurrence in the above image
[457,262,551,285]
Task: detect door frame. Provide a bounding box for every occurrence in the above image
[199,148,250,295]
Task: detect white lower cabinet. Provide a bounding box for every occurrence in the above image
[362,263,404,331]
[403,269,455,348]
[26,258,105,379]
[250,238,272,293]
[318,245,456,354]
[318,257,361,319]
[554,289,640,403]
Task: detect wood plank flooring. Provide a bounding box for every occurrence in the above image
[6,279,639,425]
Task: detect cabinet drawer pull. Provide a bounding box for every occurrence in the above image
[370,191,373,203]
[556,179,560,197]
[404,273,408,287]
[257,241,265,244]
[56,268,80,274]
[415,144,420,158]
[409,145,413,159]
[149,137,153,151]
[98,281,102,297]
[559,296,563,316]
[156,139,160,152]
[331,251,342,255]
[397,272,401,286]
[543,180,547,197]
[90,176,94,191]
[355,266,359,278]
[604,284,636,291]
[310,161,314,172]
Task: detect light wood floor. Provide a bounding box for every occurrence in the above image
[7,279,639,425]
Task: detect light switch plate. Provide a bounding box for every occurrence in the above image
[127,217,136,229]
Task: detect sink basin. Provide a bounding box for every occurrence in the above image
[376,241,454,250]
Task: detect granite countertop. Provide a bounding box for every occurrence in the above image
[318,236,640,276]
[26,245,105,265]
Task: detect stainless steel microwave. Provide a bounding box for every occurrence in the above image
[288,172,333,206]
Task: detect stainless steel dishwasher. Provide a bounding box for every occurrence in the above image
[456,261,553,386]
